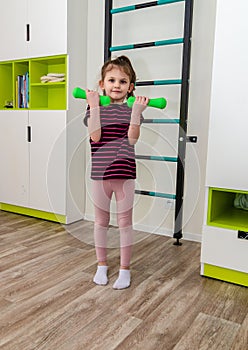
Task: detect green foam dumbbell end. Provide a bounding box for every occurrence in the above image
[127,96,167,109]
[72,87,111,107]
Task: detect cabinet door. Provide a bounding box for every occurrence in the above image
[29,111,66,214]
[0,0,28,60]
[201,225,248,274]
[27,0,67,58]
[206,0,248,190]
[0,111,29,206]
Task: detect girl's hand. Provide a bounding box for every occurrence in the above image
[132,96,149,115]
[86,89,100,108]
[130,96,149,126]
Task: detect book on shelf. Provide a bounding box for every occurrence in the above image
[16,72,29,108]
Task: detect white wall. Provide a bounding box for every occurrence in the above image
[83,0,217,242]
[183,0,217,240]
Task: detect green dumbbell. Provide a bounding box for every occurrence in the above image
[73,87,167,110]
[72,87,111,106]
[127,96,167,109]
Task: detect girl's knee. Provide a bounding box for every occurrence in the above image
[94,207,110,228]
[95,218,109,228]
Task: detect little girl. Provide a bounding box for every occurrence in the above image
[84,55,148,289]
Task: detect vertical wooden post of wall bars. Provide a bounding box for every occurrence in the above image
[173,0,194,245]
[104,0,113,61]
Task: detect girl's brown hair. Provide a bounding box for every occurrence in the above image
[100,55,136,98]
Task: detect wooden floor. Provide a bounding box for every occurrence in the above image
[0,210,247,350]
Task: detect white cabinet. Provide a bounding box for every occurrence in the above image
[201,226,248,275]
[206,111,248,191]
[205,0,248,190]
[0,0,28,60]
[0,108,86,224]
[0,111,66,215]
[0,111,29,206]
[0,0,67,61]
[27,0,67,58]
[29,111,66,215]
[0,0,87,224]
[201,0,248,287]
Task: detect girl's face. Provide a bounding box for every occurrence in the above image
[100,66,134,104]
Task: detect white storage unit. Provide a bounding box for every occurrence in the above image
[201,225,248,274]
[0,0,88,224]
[0,0,67,61]
[200,0,248,287]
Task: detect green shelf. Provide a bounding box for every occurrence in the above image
[0,62,13,108]
[0,55,67,110]
[31,82,66,86]
[208,187,248,231]
[30,83,66,110]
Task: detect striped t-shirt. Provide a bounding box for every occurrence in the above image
[84,103,143,180]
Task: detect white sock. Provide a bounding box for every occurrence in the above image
[93,265,108,285]
[113,269,131,290]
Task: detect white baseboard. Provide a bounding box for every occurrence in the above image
[134,223,202,243]
[83,214,202,243]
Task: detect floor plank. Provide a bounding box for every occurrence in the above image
[173,313,240,350]
[230,313,248,350]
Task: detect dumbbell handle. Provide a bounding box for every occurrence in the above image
[72,87,111,106]
[127,96,167,109]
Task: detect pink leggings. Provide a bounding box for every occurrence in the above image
[92,179,135,268]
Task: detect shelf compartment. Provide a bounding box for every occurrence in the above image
[13,60,29,77]
[0,55,67,110]
[30,83,66,109]
[13,60,29,109]
[0,62,13,109]
[30,55,66,84]
[207,187,248,231]
[29,55,66,109]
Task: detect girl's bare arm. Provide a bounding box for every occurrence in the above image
[86,89,101,142]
